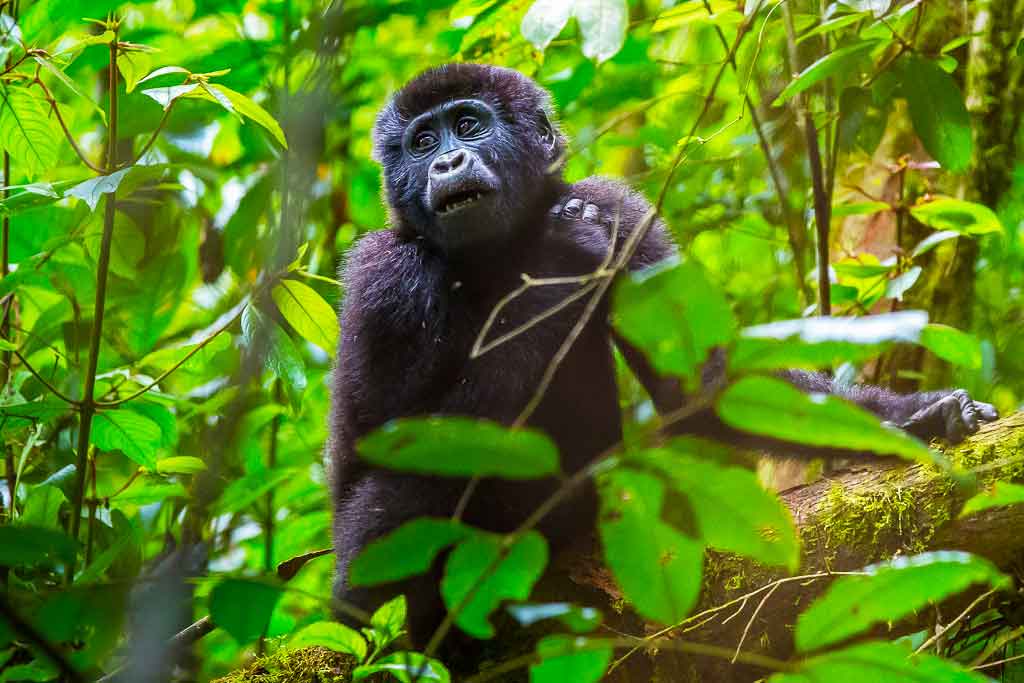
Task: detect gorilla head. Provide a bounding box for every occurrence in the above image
[373,64,567,252]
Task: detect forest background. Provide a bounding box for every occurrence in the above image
[0,0,1022,682]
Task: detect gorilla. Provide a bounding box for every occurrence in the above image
[327,63,997,646]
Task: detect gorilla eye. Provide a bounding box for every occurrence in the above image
[412,131,438,154]
[455,116,481,138]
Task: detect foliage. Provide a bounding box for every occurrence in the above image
[0,0,1020,682]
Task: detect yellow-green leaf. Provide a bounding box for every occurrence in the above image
[271,279,338,354]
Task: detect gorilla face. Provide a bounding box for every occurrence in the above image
[373,65,564,253]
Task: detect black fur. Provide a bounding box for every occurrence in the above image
[328,63,997,646]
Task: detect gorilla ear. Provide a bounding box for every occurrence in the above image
[536,109,557,157]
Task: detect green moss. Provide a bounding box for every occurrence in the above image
[213,647,380,683]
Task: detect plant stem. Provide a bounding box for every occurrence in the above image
[264,381,282,573]
[70,25,120,570]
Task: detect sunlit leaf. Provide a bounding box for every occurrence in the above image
[0,84,60,180]
[796,552,1009,652]
[772,641,990,683]
[350,518,471,586]
[91,409,163,469]
[116,49,152,93]
[155,456,207,475]
[910,197,1003,235]
[598,468,704,625]
[574,0,628,63]
[717,376,939,464]
[911,230,960,257]
[358,417,560,478]
[208,84,287,148]
[66,167,132,212]
[919,324,982,369]
[271,278,338,355]
[530,635,612,683]
[140,83,199,109]
[614,258,736,384]
[775,41,879,105]
[441,531,548,639]
[961,482,1024,517]
[353,652,450,683]
[521,0,572,50]
[290,621,367,660]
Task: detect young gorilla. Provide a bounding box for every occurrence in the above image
[328,63,997,645]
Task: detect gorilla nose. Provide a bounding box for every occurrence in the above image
[430,149,469,178]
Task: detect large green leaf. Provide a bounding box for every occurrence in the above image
[91,409,163,469]
[919,324,983,369]
[289,621,367,660]
[358,417,560,479]
[775,41,879,105]
[350,518,471,586]
[630,444,799,570]
[530,635,612,683]
[0,85,60,180]
[271,278,339,355]
[795,552,1009,652]
[960,482,1024,518]
[771,640,991,683]
[716,376,938,464]
[521,0,572,50]
[242,305,307,412]
[899,55,972,172]
[208,84,287,148]
[66,168,132,212]
[208,578,283,644]
[574,0,628,63]
[598,468,704,625]
[441,531,548,639]
[614,258,736,383]
[909,197,1003,235]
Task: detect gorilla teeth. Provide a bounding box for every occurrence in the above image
[440,192,482,214]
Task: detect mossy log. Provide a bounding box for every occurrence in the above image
[218,412,1024,682]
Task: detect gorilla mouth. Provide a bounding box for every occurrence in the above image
[436,189,488,215]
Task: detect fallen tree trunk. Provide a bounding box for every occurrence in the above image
[567,411,1024,681]
[217,412,1024,682]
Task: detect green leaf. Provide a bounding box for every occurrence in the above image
[652,0,733,32]
[0,85,60,180]
[271,278,338,355]
[831,200,890,217]
[66,167,132,212]
[441,531,548,639]
[961,482,1024,517]
[33,56,106,124]
[521,0,572,50]
[350,518,472,587]
[795,552,1009,652]
[209,578,283,644]
[353,652,450,683]
[450,0,501,21]
[137,66,191,85]
[775,41,879,105]
[773,641,991,683]
[140,83,200,109]
[155,456,207,475]
[885,266,921,301]
[730,311,929,372]
[290,621,367,661]
[0,525,76,566]
[630,445,800,570]
[508,603,602,633]
[614,258,736,383]
[598,468,704,624]
[911,230,960,257]
[574,0,628,63]
[242,306,307,412]
[370,595,407,647]
[208,84,287,149]
[530,635,612,683]
[358,417,560,479]
[899,55,972,172]
[797,13,867,43]
[116,50,152,93]
[20,484,67,528]
[919,324,982,369]
[717,376,938,464]
[910,197,1003,235]
[91,409,163,469]
[1018,38,1024,57]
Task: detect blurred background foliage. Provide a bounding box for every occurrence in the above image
[0,0,1021,680]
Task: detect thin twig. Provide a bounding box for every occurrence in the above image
[13,349,79,405]
[732,582,780,662]
[34,77,105,174]
[916,589,996,654]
